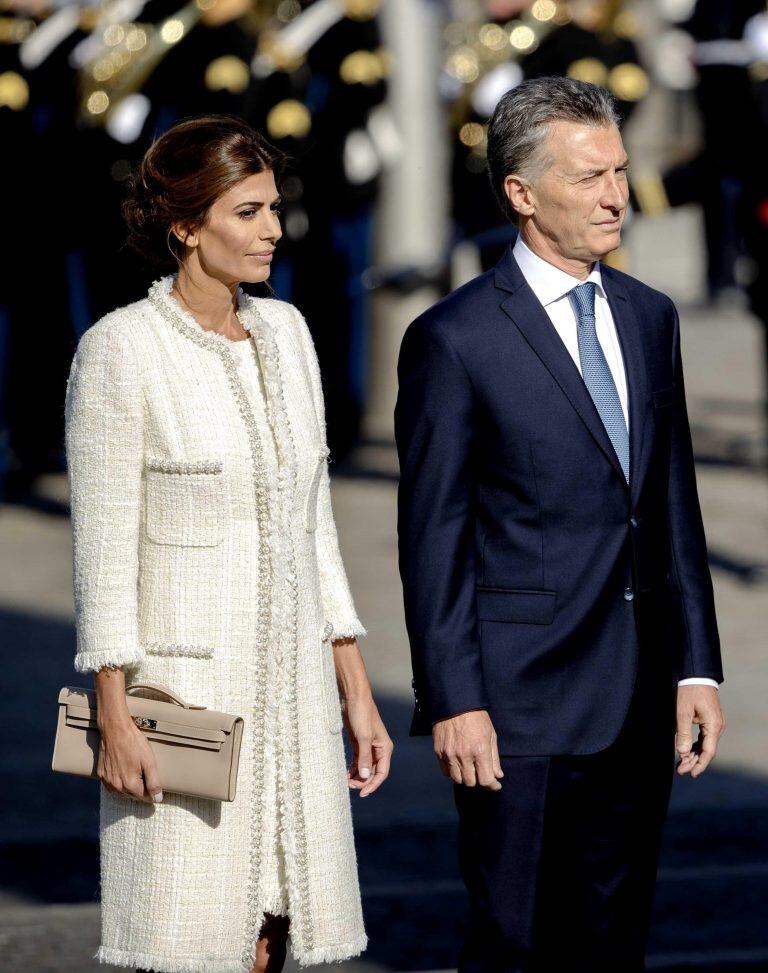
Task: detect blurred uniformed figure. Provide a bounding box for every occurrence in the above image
[640,0,767,304]
[628,0,768,441]
[445,0,649,271]
[736,4,768,442]
[0,0,88,497]
[0,0,33,494]
[246,0,388,456]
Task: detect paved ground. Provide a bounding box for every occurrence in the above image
[1,208,767,972]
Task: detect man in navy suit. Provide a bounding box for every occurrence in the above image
[395,77,726,972]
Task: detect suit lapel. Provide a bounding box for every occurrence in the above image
[494,247,629,488]
[601,267,651,504]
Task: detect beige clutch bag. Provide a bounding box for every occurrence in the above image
[51,680,244,802]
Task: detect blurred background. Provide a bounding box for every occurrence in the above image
[1,0,767,970]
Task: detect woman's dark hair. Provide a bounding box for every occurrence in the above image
[122,114,288,270]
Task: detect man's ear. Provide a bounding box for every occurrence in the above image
[504,174,535,219]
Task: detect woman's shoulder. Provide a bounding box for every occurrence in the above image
[76,300,144,355]
[246,293,301,328]
[76,287,167,360]
[246,294,314,347]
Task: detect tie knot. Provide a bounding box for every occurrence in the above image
[569,281,596,320]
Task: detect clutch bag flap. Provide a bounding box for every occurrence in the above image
[51,685,244,802]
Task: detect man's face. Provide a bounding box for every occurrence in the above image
[510,119,630,264]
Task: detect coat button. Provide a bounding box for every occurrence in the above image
[629,515,638,527]
[623,587,635,601]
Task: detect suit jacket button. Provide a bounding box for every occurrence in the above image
[629,515,638,527]
[624,587,635,602]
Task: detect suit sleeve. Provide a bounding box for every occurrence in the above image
[291,305,366,640]
[395,318,487,724]
[64,324,147,674]
[667,302,723,682]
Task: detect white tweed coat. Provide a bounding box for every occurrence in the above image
[64,274,368,973]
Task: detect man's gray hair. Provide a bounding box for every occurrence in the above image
[486,76,621,224]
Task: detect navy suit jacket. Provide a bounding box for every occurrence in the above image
[394,245,723,756]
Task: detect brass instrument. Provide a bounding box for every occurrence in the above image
[76,0,278,127]
[444,1,647,162]
[443,1,570,162]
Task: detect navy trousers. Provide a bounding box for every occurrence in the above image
[453,637,678,973]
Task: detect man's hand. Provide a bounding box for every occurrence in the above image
[676,685,726,778]
[432,709,504,790]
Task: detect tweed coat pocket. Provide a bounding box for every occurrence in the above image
[144,462,224,547]
[320,622,343,733]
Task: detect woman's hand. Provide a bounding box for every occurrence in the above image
[97,716,164,804]
[331,636,393,797]
[94,665,163,804]
[343,693,394,798]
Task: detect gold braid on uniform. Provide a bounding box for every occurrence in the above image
[444,1,569,162]
[76,0,234,125]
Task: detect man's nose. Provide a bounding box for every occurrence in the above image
[602,174,627,211]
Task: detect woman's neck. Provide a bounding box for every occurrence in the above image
[171,268,248,340]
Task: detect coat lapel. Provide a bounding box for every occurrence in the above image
[494,247,630,488]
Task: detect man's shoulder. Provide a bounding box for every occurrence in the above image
[404,268,498,346]
[601,263,676,318]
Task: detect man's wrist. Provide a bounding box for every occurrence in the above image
[431,706,489,727]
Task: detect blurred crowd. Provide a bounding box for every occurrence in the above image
[1,0,767,499]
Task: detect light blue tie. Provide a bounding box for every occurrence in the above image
[567,282,630,482]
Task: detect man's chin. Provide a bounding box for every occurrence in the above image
[593,227,622,260]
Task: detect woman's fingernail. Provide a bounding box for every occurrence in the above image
[360,768,371,779]
[153,791,164,802]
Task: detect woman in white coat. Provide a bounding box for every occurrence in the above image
[64,115,393,973]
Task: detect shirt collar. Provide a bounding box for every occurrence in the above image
[512,234,604,307]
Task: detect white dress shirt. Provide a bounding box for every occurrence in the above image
[512,235,717,690]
